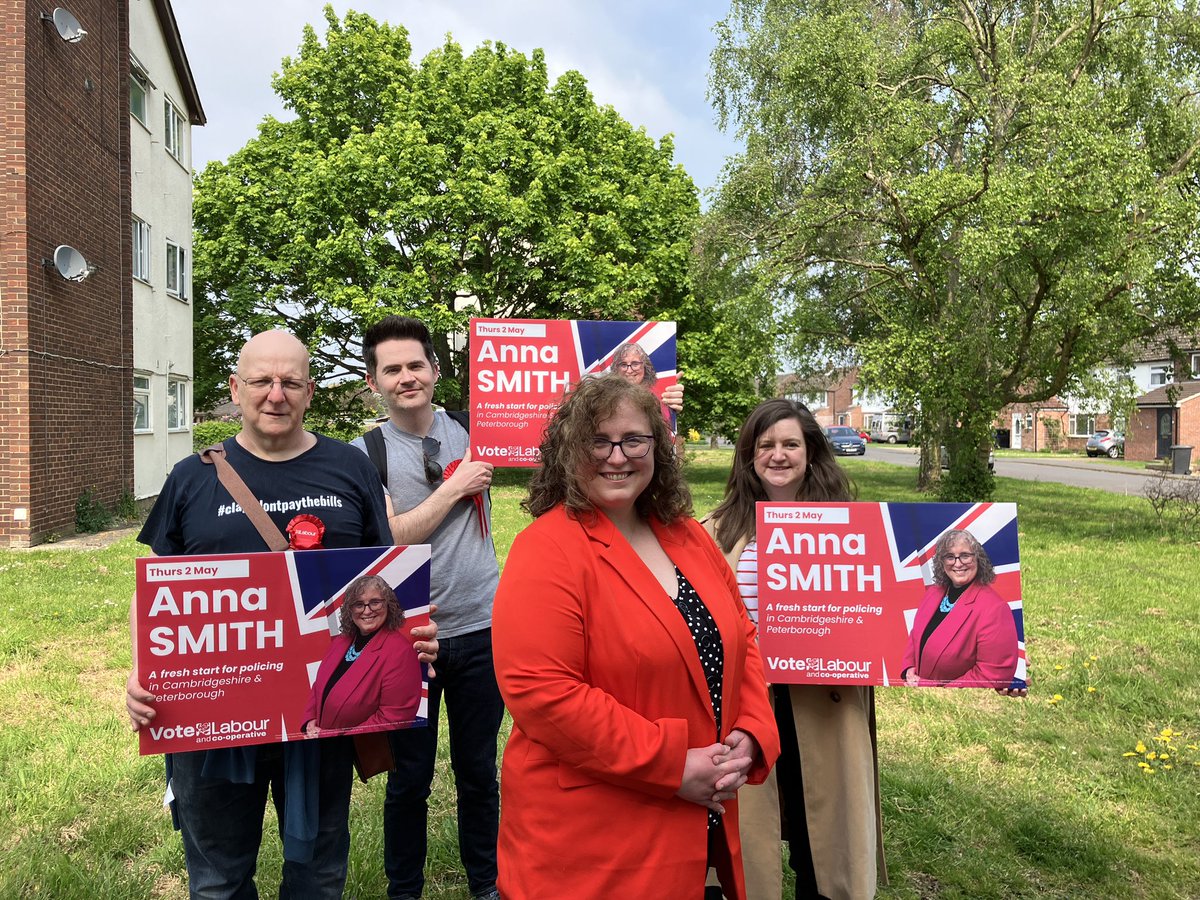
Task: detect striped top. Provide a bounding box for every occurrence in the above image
[735,540,759,625]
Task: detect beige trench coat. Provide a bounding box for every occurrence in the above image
[704,520,886,900]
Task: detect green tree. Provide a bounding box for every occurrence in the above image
[708,0,1200,499]
[193,7,700,426]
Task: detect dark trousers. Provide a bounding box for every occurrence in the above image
[384,628,505,898]
[171,739,354,900]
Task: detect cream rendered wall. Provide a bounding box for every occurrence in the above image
[130,0,195,498]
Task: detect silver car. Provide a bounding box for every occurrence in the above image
[1086,430,1124,459]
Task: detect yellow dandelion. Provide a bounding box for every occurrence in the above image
[1135,741,1147,753]
[1187,744,1199,751]
[1082,661,1091,668]
[1160,727,1175,738]
[1089,655,1098,661]
[1087,686,1097,693]
[1053,694,1063,701]
[1160,754,1170,761]
[1163,764,1173,770]
[1123,752,1138,757]
[1054,664,1064,670]
[1138,761,1151,769]
[1147,752,1158,760]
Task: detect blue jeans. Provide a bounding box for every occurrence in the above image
[171,739,354,899]
[384,628,505,898]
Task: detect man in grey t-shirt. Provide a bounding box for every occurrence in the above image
[353,316,502,900]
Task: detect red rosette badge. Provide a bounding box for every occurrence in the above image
[286,514,326,550]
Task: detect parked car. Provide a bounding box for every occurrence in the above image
[824,426,867,456]
[870,424,912,443]
[939,445,996,472]
[1086,430,1124,459]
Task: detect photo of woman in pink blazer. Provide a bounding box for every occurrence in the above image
[901,529,1019,689]
[303,574,422,736]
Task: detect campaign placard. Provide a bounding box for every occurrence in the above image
[468,318,677,466]
[136,544,431,754]
[756,502,1026,689]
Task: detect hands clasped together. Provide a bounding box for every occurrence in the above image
[676,728,759,814]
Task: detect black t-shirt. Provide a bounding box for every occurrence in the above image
[139,434,391,555]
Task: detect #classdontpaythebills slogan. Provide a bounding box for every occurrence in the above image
[755,502,1027,689]
[135,544,432,754]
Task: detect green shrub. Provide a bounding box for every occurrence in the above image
[192,420,241,452]
[74,488,113,533]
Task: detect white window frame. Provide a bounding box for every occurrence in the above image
[133,374,152,433]
[1191,353,1200,379]
[132,217,150,282]
[163,98,184,161]
[130,59,150,126]
[166,240,188,300]
[167,378,189,431]
[1150,364,1173,386]
[1068,413,1096,438]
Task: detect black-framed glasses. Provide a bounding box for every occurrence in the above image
[941,552,976,566]
[422,435,442,484]
[617,360,644,371]
[591,435,655,460]
[349,598,387,613]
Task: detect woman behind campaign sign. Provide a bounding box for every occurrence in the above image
[901,530,1020,689]
[705,398,883,900]
[491,374,779,900]
[303,575,422,736]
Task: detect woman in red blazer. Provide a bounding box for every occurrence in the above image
[492,375,779,900]
[901,530,1019,688]
[303,574,422,735]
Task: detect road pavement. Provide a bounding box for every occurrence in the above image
[863,443,1194,497]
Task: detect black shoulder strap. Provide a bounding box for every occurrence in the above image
[363,426,389,489]
[446,408,470,433]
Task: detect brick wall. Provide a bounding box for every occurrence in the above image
[0,0,132,546]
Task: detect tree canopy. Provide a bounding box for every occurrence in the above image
[706,0,1200,497]
[192,7,703,423]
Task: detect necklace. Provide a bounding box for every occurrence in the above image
[938,594,955,614]
[345,637,370,663]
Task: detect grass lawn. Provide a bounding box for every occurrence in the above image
[1,454,1198,898]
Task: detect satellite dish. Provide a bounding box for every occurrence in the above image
[45,7,88,43]
[52,245,93,282]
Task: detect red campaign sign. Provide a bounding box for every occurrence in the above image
[468,318,678,466]
[755,502,1026,689]
[136,544,432,755]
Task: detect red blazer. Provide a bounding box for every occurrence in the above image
[302,628,422,732]
[901,582,1018,688]
[492,506,779,900]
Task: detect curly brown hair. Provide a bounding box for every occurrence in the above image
[339,574,406,638]
[709,399,855,554]
[931,529,996,589]
[523,374,691,523]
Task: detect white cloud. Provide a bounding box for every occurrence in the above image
[174,0,738,191]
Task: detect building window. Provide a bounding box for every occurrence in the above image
[133,375,151,432]
[130,63,150,125]
[132,218,150,281]
[167,379,189,430]
[164,98,184,160]
[1068,413,1096,437]
[166,241,188,300]
[1191,353,1199,379]
[1150,364,1173,386]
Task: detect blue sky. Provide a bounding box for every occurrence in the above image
[172,0,742,202]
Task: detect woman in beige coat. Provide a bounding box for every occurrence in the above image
[705,399,884,900]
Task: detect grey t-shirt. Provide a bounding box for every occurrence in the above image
[353,411,499,638]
